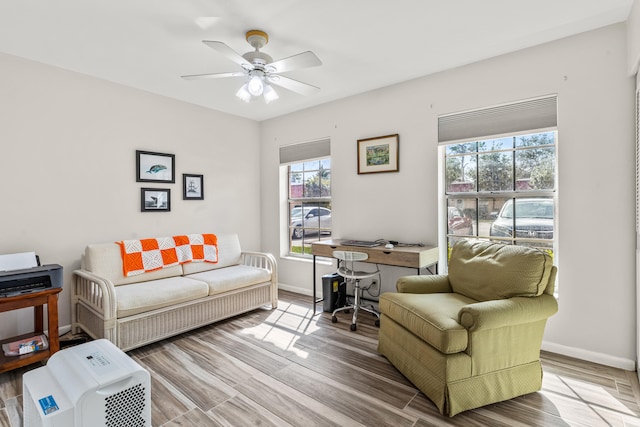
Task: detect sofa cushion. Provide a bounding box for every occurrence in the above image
[115,276,209,318]
[185,265,271,295]
[182,234,243,275]
[379,292,474,354]
[85,242,183,286]
[448,240,553,302]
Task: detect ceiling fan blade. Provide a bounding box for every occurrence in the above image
[267,51,322,74]
[269,75,320,96]
[202,40,252,69]
[181,71,245,80]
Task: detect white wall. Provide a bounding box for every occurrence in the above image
[628,0,640,75]
[0,53,261,340]
[260,24,637,369]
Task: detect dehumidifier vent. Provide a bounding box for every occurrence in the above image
[105,383,147,427]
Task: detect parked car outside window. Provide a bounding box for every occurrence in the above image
[489,198,553,240]
[291,207,332,239]
[448,206,473,236]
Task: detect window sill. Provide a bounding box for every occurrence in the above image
[282,255,333,265]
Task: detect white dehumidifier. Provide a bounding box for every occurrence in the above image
[22,338,151,427]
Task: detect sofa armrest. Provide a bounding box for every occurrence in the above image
[458,294,558,331]
[72,269,118,317]
[241,251,278,309]
[72,269,118,329]
[396,275,452,294]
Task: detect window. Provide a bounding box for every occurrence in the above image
[279,138,332,257]
[444,131,556,257]
[439,96,558,265]
[287,158,332,256]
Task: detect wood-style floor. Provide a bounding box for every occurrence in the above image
[1,290,640,426]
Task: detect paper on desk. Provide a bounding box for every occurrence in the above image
[0,252,38,271]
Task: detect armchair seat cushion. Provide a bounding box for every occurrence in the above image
[380,292,476,354]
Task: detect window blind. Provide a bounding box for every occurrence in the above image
[279,138,330,164]
[438,95,557,144]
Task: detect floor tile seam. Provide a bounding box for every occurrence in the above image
[623,370,640,408]
[538,388,640,421]
[135,356,200,414]
[236,370,369,427]
[208,326,298,365]
[297,341,419,395]
[277,362,420,425]
[209,385,294,426]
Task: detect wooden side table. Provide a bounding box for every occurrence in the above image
[0,287,62,373]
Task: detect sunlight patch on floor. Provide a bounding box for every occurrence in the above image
[239,304,323,359]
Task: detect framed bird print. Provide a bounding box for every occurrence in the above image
[141,188,171,212]
[136,150,175,183]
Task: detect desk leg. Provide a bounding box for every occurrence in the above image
[313,254,317,314]
[34,305,44,334]
[47,293,60,354]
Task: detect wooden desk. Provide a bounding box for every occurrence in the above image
[0,288,61,373]
[311,239,438,313]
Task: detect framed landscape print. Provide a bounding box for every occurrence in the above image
[136,150,175,183]
[183,174,204,200]
[141,188,171,212]
[357,134,399,174]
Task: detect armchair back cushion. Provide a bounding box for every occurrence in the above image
[448,240,553,301]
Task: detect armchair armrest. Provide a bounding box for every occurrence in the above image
[459,294,558,331]
[396,274,453,294]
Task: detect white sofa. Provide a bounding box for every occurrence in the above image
[71,234,277,351]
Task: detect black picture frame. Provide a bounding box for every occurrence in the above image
[136,150,175,183]
[183,174,204,200]
[141,188,171,212]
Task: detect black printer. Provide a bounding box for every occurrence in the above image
[0,264,63,297]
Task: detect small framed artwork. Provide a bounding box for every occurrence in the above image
[183,174,204,200]
[136,150,175,183]
[141,188,171,212]
[357,134,399,174]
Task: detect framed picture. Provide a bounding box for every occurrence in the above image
[141,188,171,212]
[183,174,204,200]
[357,134,399,174]
[136,150,175,183]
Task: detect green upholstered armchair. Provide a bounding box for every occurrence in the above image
[378,240,558,416]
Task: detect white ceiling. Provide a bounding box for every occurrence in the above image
[0,1,633,121]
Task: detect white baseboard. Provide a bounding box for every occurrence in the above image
[542,341,635,371]
[278,283,316,297]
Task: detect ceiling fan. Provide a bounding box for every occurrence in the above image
[182,30,322,104]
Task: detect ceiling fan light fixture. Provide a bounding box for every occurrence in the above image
[247,74,264,96]
[263,84,279,104]
[235,84,251,102]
